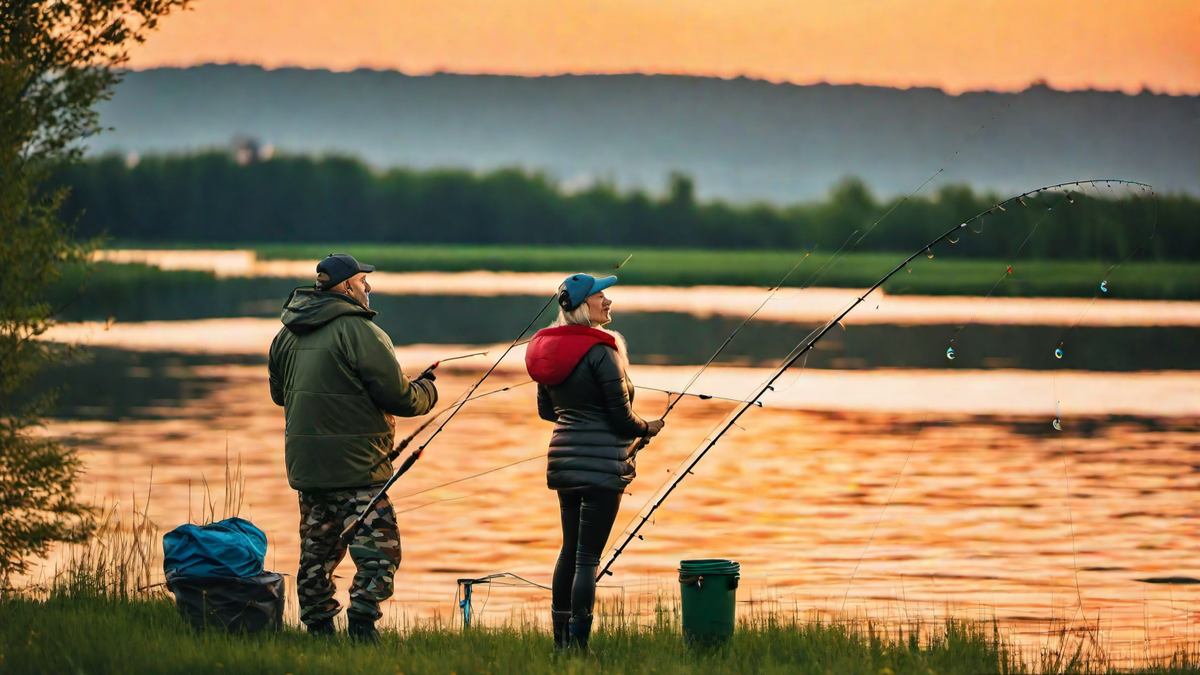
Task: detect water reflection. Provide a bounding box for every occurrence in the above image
[55,288,1200,371]
[37,348,263,420]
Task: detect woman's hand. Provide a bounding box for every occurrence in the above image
[645,418,666,437]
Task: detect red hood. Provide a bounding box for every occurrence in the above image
[525,325,618,385]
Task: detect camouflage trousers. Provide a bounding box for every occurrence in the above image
[296,488,401,626]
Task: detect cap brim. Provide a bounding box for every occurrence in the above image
[589,275,617,296]
[358,263,376,273]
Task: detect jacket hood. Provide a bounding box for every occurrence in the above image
[525,325,618,385]
[280,287,377,335]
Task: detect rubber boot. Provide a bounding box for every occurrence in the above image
[306,617,335,637]
[551,608,572,650]
[568,614,593,652]
[347,618,379,643]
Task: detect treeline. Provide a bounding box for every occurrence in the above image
[52,152,1194,260]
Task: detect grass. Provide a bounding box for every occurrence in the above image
[116,242,1200,299]
[3,491,1197,675]
[0,596,1040,675]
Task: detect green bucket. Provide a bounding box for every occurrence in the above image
[678,559,739,645]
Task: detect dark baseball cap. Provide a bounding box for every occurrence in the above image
[316,253,375,289]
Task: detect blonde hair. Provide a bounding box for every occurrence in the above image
[551,303,630,372]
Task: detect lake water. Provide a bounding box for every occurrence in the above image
[25,263,1200,666]
[54,284,1200,371]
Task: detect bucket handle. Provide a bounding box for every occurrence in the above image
[679,574,740,590]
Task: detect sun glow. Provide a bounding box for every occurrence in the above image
[129,0,1200,94]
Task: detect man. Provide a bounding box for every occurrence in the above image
[268,253,438,641]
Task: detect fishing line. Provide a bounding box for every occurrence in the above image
[607,378,776,549]
[369,380,536,473]
[774,100,1016,344]
[391,455,544,503]
[339,293,556,543]
[454,572,554,627]
[781,232,860,299]
[627,235,855,461]
[1053,375,1085,614]
[1050,182,1126,360]
[595,179,1151,580]
[946,189,1070,359]
[773,352,809,394]
[648,245,819,423]
[394,493,480,516]
[636,385,763,407]
[536,101,1014,581]
[344,252,636,542]
[840,414,927,614]
[1055,184,1158,359]
[830,99,1013,261]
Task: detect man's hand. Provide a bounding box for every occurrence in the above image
[416,365,437,382]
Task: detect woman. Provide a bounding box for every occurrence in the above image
[525,273,665,650]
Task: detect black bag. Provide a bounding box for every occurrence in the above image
[166,571,286,633]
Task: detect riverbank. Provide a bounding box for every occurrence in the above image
[95,245,1200,300]
[0,594,1071,675]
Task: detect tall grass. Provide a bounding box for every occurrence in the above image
[3,463,1198,674]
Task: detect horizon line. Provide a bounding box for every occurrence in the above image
[123,62,1199,98]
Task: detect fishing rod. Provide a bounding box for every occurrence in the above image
[341,298,555,544]
[367,380,536,473]
[620,101,1016,459]
[597,179,1149,579]
[369,381,754,499]
[637,385,763,407]
[343,254,635,544]
[622,245,820,459]
[428,350,489,368]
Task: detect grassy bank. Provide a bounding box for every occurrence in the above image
[4,470,1195,674]
[124,243,1200,299]
[0,595,1117,675]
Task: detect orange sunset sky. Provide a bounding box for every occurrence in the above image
[129,0,1200,95]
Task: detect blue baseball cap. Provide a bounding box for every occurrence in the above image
[558,273,617,311]
[316,253,375,289]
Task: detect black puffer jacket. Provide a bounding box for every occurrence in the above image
[526,326,649,492]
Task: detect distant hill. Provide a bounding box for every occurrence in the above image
[93,65,1199,202]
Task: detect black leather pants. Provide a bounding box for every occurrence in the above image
[552,488,623,618]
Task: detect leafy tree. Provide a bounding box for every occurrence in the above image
[0,0,188,586]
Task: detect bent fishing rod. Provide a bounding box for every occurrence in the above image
[597,179,1148,578]
[341,297,556,543]
[621,101,1017,459]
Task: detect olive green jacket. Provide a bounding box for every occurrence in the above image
[268,288,437,490]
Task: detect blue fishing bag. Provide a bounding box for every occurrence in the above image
[163,517,267,578]
[163,518,284,633]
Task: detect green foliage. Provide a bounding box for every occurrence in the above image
[0,0,187,585]
[4,594,1197,674]
[0,595,1048,675]
[240,243,1200,299]
[54,152,1195,260]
